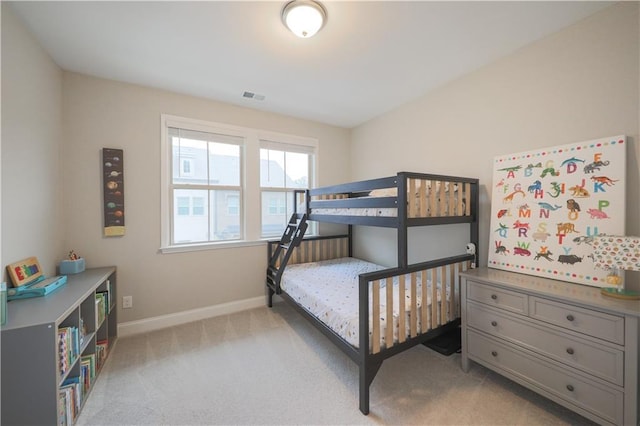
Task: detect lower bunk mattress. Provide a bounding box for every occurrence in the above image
[280,257,454,350]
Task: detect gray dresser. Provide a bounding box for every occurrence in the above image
[460,267,639,426]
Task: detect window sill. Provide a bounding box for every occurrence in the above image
[159,240,267,254]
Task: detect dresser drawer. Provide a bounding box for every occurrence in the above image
[529,297,624,345]
[467,302,624,386]
[467,330,623,425]
[467,281,528,315]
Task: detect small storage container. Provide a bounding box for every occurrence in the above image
[59,258,85,275]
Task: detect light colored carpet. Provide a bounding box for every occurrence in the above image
[77,302,596,425]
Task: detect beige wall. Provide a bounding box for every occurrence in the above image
[1,4,63,278]
[350,2,639,287]
[61,73,350,323]
[2,2,638,327]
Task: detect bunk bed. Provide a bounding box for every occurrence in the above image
[266,171,479,415]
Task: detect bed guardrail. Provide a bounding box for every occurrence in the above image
[306,172,477,226]
[267,234,350,268]
[359,254,473,355]
[356,253,473,414]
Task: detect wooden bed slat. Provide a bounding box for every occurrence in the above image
[421,270,428,333]
[449,263,462,318]
[420,180,429,217]
[410,272,418,337]
[385,278,393,349]
[372,280,381,354]
[465,182,471,216]
[440,265,447,325]
[448,181,455,216]
[439,181,446,217]
[398,275,406,343]
[430,268,437,328]
[429,181,436,217]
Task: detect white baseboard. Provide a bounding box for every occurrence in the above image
[118,296,265,337]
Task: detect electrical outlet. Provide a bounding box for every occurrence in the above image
[122,295,133,309]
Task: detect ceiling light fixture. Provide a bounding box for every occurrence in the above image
[282,0,327,38]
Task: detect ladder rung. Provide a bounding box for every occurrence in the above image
[280,244,290,250]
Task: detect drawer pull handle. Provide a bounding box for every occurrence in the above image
[491,294,498,300]
[566,348,574,355]
[491,351,498,357]
[566,384,574,392]
[566,314,575,322]
[491,321,497,327]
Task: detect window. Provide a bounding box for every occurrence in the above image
[177,197,190,216]
[267,197,286,215]
[161,114,316,252]
[192,197,205,216]
[167,125,243,245]
[181,158,194,176]
[260,141,313,238]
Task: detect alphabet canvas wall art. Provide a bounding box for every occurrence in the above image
[488,136,626,287]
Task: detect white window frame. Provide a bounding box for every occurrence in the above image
[259,140,315,238]
[160,114,317,253]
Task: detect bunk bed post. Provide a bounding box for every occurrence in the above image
[470,178,480,266]
[348,225,353,257]
[397,172,408,268]
[358,275,382,415]
[304,189,311,216]
[267,287,274,308]
[267,243,274,307]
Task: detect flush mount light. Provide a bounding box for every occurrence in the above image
[282,0,327,38]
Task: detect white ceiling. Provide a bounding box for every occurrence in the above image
[10,1,613,128]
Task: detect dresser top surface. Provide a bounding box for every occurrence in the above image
[461,267,640,317]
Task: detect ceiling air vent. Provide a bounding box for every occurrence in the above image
[242,91,265,101]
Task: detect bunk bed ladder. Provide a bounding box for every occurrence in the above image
[266,213,308,304]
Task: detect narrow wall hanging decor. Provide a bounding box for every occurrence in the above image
[487,135,626,287]
[102,148,125,237]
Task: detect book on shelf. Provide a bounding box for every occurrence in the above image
[58,389,68,426]
[59,376,81,426]
[96,339,109,369]
[79,316,88,346]
[80,353,96,393]
[95,292,107,326]
[107,279,113,309]
[57,326,79,376]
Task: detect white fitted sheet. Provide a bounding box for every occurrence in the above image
[280,257,449,349]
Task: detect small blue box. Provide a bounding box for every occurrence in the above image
[59,258,85,274]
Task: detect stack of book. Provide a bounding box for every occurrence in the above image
[58,326,79,376]
[95,292,108,326]
[58,376,81,426]
[96,340,109,370]
[80,354,96,394]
